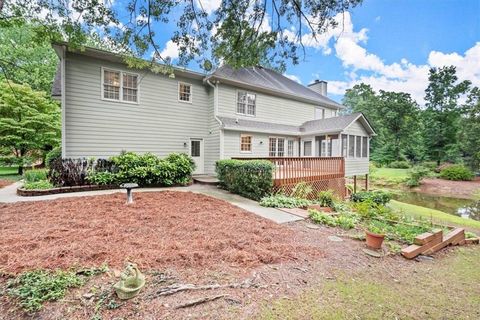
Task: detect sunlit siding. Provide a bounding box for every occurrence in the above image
[64,54,212,170]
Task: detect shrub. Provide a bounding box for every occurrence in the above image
[260,195,312,208]
[49,158,114,187]
[421,161,437,171]
[405,165,431,187]
[388,161,411,169]
[164,153,196,185]
[45,147,61,168]
[24,180,53,190]
[23,169,48,183]
[317,190,335,208]
[216,159,274,200]
[309,209,337,227]
[439,164,474,181]
[351,190,391,205]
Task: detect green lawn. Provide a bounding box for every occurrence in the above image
[258,247,480,319]
[370,167,409,183]
[390,199,480,230]
[0,166,21,181]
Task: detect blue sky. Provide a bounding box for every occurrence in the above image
[113,0,480,104]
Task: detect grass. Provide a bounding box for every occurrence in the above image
[0,166,21,181]
[390,199,480,230]
[258,247,480,319]
[370,167,409,184]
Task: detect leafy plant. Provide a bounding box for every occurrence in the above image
[7,270,85,312]
[290,182,313,199]
[23,180,53,190]
[49,158,114,187]
[335,215,356,230]
[260,195,312,208]
[23,169,48,183]
[308,209,337,227]
[317,190,335,208]
[45,147,62,168]
[405,165,431,187]
[388,161,411,169]
[216,159,274,200]
[439,164,474,181]
[351,190,392,205]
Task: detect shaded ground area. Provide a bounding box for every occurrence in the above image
[0,191,322,274]
[0,180,15,189]
[415,177,480,199]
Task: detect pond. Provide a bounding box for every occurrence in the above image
[392,191,480,221]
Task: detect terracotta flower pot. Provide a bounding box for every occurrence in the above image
[365,231,385,249]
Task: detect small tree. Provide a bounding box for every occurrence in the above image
[0,81,60,174]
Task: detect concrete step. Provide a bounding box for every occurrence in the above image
[193,175,219,185]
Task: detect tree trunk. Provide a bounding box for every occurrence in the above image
[18,165,23,176]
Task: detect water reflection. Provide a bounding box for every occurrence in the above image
[458,201,480,220]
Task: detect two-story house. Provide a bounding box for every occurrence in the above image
[51,43,375,186]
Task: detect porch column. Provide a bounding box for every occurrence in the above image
[311,137,316,157]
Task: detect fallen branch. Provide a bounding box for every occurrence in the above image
[174,294,229,309]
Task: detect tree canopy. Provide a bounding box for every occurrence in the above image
[0,81,60,174]
[1,0,362,72]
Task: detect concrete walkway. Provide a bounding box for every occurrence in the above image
[0,182,302,224]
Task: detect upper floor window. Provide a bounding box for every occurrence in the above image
[237,91,256,116]
[240,134,252,153]
[102,68,138,103]
[178,82,192,102]
[315,107,325,119]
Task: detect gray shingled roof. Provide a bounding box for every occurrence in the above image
[51,63,62,97]
[207,65,344,109]
[219,113,376,136]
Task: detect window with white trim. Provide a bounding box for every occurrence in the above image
[178,82,192,102]
[315,107,325,119]
[269,137,285,157]
[303,141,312,156]
[102,68,138,102]
[287,140,294,156]
[240,134,252,152]
[237,91,256,116]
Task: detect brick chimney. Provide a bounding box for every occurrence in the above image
[308,80,328,96]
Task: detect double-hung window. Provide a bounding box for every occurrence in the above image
[102,68,138,103]
[178,82,192,102]
[237,91,256,116]
[269,137,285,157]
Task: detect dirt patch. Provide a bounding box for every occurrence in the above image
[0,191,323,275]
[0,179,14,189]
[415,178,480,199]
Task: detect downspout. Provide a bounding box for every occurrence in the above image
[206,79,224,159]
[60,45,66,158]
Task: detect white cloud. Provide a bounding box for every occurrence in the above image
[284,74,302,84]
[195,0,221,15]
[160,40,180,60]
[299,12,480,104]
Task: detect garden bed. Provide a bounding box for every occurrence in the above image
[16,184,117,196]
[0,191,323,274]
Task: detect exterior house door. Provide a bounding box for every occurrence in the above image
[190,138,204,174]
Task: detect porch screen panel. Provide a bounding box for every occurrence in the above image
[362,137,368,157]
[348,135,355,157]
[356,136,362,158]
[341,134,348,157]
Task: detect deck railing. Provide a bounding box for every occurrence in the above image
[232,157,345,197]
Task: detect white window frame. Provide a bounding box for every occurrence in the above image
[240,134,252,153]
[303,140,313,157]
[269,136,286,157]
[236,90,256,117]
[178,81,193,103]
[287,139,295,157]
[101,67,139,104]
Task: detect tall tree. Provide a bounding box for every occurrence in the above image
[1,0,363,73]
[460,87,480,171]
[423,66,471,164]
[0,22,58,93]
[0,81,60,174]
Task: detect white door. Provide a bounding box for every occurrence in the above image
[190,139,204,174]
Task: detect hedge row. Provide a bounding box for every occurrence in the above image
[216,159,274,200]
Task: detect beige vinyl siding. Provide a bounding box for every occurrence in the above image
[217,83,337,126]
[64,53,213,172]
[344,120,370,176]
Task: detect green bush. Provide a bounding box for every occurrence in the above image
[439,164,474,181]
[351,190,391,205]
[23,169,48,183]
[405,165,431,187]
[387,161,411,169]
[24,180,53,190]
[216,159,274,200]
[87,152,195,186]
[421,161,437,171]
[260,195,312,208]
[45,147,61,168]
[317,190,335,208]
[309,209,337,227]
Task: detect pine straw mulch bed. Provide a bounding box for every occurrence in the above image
[0,191,323,275]
[0,179,15,189]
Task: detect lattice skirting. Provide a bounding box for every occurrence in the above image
[273,177,346,200]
